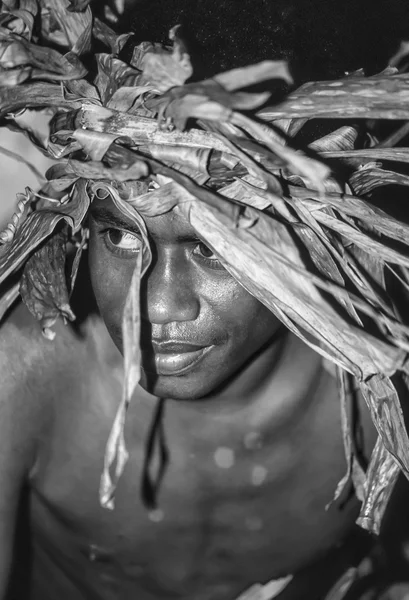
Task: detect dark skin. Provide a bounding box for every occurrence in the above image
[0,197,379,600]
[88,199,284,401]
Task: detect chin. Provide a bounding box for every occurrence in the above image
[139,368,220,401]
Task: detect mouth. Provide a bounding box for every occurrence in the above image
[146,341,214,376]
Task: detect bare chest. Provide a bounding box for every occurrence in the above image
[29,354,358,599]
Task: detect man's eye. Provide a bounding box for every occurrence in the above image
[192,242,224,270]
[104,228,141,255]
[195,242,216,259]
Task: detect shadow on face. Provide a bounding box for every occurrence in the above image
[88,198,282,401]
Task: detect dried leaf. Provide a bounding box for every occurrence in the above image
[215,60,293,91]
[77,102,229,150]
[324,568,359,600]
[0,179,90,284]
[289,185,409,247]
[309,125,359,153]
[67,0,91,11]
[125,181,189,216]
[0,81,80,118]
[350,165,409,195]
[106,85,152,112]
[139,25,192,94]
[320,147,409,164]
[95,53,140,104]
[19,225,75,338]
[0,31,87,80]
[100,197,151,509]
[63,78,100,103]
[40,0,92,54]
[330,368,366,507]
[0,281,20,321]
[0,65,31,85]
[357,436,400,535]
[390,40,409,67]
[140,144,211,174]
[361,375,409,473]
[68,157,148,181]
[92,17,132,55]
[0,0,38,40]
[159,79,270,131]
[175,194,408,381]
[232,112,331,191]
[259,73,409,120]
[69,225,88,291]
[72,128,131,160]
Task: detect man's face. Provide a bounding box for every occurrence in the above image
[88,198,281,400]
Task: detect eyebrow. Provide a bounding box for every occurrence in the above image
[90,205,202,244]
[90,206,141,235]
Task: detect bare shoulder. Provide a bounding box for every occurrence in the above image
[0,301,96,592]
[0,301,100,470]
[0,300,79,390]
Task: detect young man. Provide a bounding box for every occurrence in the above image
[0,188,379,600]
[1,1,409,599]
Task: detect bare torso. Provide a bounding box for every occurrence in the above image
[6,305,377,600]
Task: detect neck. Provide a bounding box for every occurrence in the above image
[173,329,324,427]
[208,326,288,401]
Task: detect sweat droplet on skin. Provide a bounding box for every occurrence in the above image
[85,544,112,563]
[214,446,235,469]
[244,431,263,451]
[149,509,164,523]
[245,516,263,531]
[88,544,99,562]
[251,465,268,486]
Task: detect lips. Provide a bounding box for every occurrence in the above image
[148,340,213,376]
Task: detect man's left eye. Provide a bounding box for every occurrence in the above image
[105,229,140,253]
[195,242,217,259]
[192,242,225,270]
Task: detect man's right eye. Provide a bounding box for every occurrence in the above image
[103,228,141,256]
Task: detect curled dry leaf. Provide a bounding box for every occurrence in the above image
[67,0,91,11]
[0,81,79,118]
[390,39,409,68]
[0,178,89,286]
[215,60,293,91]
[19,225,75,338]
[40,0,92,54]
[350,165,409,195]
[308,125,359,153]
[357,436,400,535]
[92,17,132,55]
[156,68,273,131]
[139,25,192,94]
[68,157,148,181]
[139,144,211,175]
[95,53,141,104]
[0,0,37,40]
[0,31,87,81]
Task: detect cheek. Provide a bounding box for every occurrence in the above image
[88,232,134,344]
[205,278,281,350]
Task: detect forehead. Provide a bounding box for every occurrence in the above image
[90,197,197,243]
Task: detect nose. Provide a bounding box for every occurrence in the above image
[141,246,200,326]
